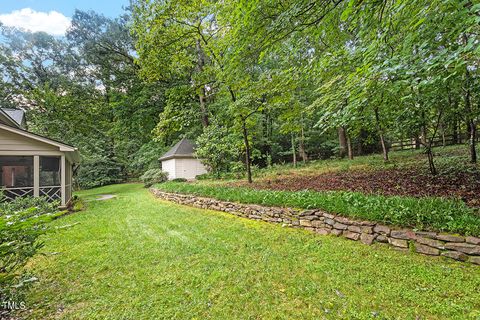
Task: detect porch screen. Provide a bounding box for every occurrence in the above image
[0,156,34,188]
[40,156,60,186]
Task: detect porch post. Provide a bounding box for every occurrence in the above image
[61,155,66,206]
[33,156,39,197]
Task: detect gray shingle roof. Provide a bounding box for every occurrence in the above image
[159,138,197,161]
[1,108,25,127]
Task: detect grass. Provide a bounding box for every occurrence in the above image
[155,182,480,236]
[20,183,480,319]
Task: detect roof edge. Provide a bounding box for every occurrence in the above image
[0,123,78,151]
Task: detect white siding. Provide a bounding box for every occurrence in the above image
[174,158,207,180]
[0,129,58,151]
[161,159,177,180]
[162,157,207,180]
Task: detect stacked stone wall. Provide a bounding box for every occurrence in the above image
[150,188,480,265]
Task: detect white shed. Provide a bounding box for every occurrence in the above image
[159,138,207,180]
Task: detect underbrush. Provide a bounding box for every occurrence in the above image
[155,182,480,236]
[0,197,65,308]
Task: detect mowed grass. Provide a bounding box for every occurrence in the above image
[22,184,480,319]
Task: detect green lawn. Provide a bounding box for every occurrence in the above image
[23,184,480,319]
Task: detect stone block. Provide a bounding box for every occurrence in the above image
[469,256,480,265]
[436,234,465,243]
[311,220,326,228]
[344,231,360,241]
[360,226,373,234]
[315,228,330,235]
[299,210,317,217]
[335,216,352,225]
[333,222,348,230]
[441,251,468,262]
[302,215,318,221]
[324,218,335,226]
[299,220,313,227]
[466,236,480,245]
[358,220,376,226]
[360,233,376,245]
[376,235,388,243]
[444,242,480,255]
[373,225,391,235]
[415,244,440,256]
[388,237,408,248]
[347,225,362,233]
[390,230,416,240]
[331,229,343,236]
[416,237,445,249]
[323,213,336,219]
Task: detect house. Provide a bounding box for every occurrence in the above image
[159,138,207,180]
[0,108,80,207]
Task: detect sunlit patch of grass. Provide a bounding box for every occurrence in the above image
[21,184,480,319]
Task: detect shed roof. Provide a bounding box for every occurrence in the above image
[159,138,197,161]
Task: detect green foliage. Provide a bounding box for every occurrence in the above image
[76,155,124,189]
[171,178,188,183]
[155,182,480,236]
[129,141,167,175]
[0,196,63,301]
[140,169,168,187]
[195,124,244,175]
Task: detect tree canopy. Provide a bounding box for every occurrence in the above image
[0,0,478,186]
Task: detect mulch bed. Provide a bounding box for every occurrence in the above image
[234,167,480,207]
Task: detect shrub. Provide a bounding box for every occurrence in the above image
[76,155,124,189]
[140,169,168,187]
[129,141,168,176]
[171,178,187,182]
[195,124,243,175]
[0,196,64,303]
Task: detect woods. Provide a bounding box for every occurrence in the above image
[0,0,479,185]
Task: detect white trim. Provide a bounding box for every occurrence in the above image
[0,124,80,163]
[33,156,39,197]
[61,155,66,206]
[0,123,77,152]
[0,150,64,156]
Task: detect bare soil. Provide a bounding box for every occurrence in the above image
[234,167,480,207]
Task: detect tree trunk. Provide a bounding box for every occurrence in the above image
[195,39,209,127]
[453,119,459,144]
[242,120,253,183]
[440,122,446,147]
[374,106,389,161]
[299,127,308,163]
[199,87,209,127]
[426,147,437,175]
[338,126,348,158]
[468,120,477,163]
[463,33,476,163]
[291,134,297,167]
[346,130,354,160]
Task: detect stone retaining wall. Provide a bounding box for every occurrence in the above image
[150,188,480,265]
